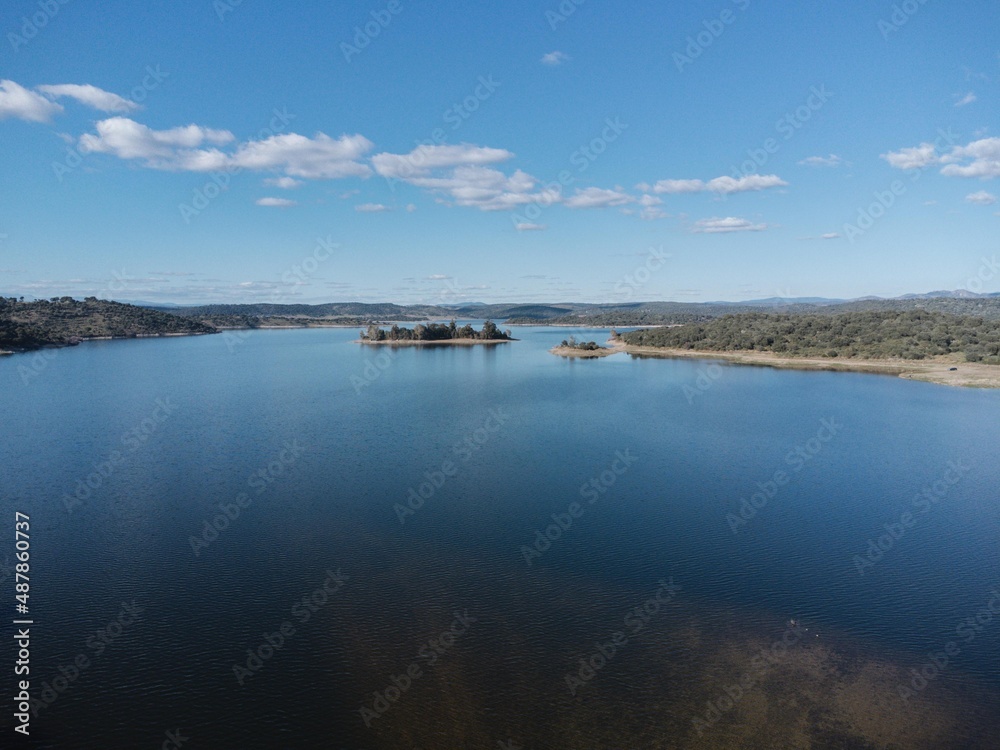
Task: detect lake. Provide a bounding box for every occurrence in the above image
[3,325,999,748]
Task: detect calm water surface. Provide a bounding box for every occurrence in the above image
[2,326,999,748]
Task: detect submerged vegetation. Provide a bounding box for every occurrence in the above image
[361,320,513,342]
[621,310,1000,363]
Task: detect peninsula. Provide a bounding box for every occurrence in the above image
[0,296,216,351]
[613,310,1000,388]
[358,320,514,346]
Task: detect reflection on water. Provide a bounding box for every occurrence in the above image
[2,327,999,748]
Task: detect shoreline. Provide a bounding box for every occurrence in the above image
[549,344,617,359]
[616,344,1000,389]
[0,330,215,354]
[546,338,1000,388]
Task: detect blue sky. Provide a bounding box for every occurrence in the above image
[0,0,997,305]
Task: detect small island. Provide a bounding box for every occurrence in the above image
[550,335,617,359]
[358,320,515,346]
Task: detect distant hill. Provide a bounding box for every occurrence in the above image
[0,297,216,351]
[134,293,1000,329]
[158,302,451,320]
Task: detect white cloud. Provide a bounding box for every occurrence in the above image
[255,197,296,207]
[263,176,303,189]
[965,190,997,205]
[541,51,570,66]
[650,179,705,194]
[705,174,787,194]
[820,232,841,239]
[648,174,786,195]
[355,203,391,212]
[692,217,768,234]
[405,203,417,212]
[229,132,373,179]
[939,137,1000,179]
[372,143,513,179]
[78,117,234,165]
[640,207,668,221]
[36,84,139,113]
[955,92,977,107]
[880,142,939,170]
[77,119,372,179]
[515,222,546,231]
[799,154,842,167]
[563,187,633,209]
[0,79,63,122]
[401,164,560,211]
[638,194,663,207]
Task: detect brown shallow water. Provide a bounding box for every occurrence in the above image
[321,545,1000,749]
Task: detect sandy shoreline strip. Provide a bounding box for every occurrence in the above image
[549,345,617,358]
[545,339,1000,388]
[617,344,1000,388]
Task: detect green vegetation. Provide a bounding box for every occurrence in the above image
[361,320,513,342]
[508,298,1000,327]
[164,302,445,321]
[559,336,604,351]
[152,297,1000,328]
[620,310,1000,363]
[0,297,216,351]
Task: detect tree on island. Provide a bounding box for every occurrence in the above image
[560,335,602,351]
[361,320,513,342]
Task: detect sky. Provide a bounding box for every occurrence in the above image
[0,0,998,305]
